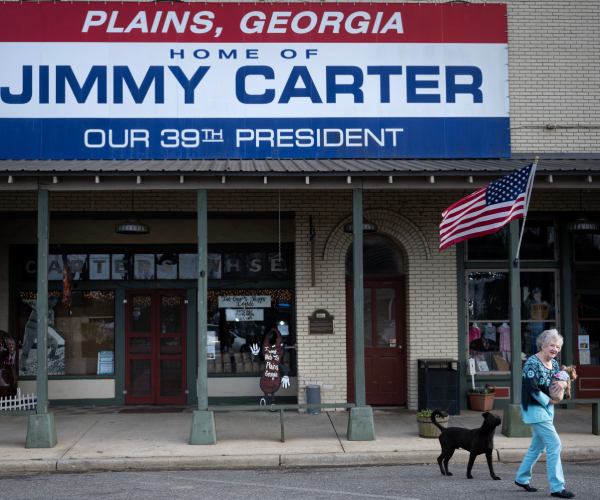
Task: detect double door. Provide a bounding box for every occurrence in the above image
[126,290,187,405]
[346,277,407,405]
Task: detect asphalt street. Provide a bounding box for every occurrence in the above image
[0,461,599,500]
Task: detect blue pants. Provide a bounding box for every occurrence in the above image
[516,420,565,493]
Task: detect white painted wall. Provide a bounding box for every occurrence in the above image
[18,379,115,400]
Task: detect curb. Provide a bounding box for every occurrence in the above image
[1,448,598,474]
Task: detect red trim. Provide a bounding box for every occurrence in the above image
[0,4,507,44]
[125,290,187,405]
[573,296,600,399]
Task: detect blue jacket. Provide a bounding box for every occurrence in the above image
[521,355,559,424]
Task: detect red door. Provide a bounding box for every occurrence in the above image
[574,294,600,398]
[347,277,407,405]
[125,290,187,405]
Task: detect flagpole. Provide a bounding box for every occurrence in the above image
[513,156,539,268]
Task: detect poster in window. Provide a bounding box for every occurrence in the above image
[579,350,591,365]
[179,254,197,279]
[157,254,178,279]
[477,360,489,372]
[578,335,590,350]
[134,254,155,280]
[89,254,110,280]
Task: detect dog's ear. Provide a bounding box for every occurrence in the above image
[482,412,490,418]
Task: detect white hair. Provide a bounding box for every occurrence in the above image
[536,329,564,351]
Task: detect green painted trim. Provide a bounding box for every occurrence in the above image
[456,242,468,411]
[197,189,208,411]
[560,220,574,391]
[208,396,297,405]
[187,289,198,406]
[352,188,366,408]
[114,289,126,405]
[509,220,523,405]
[48,398,117,407]
[36,189,50,415]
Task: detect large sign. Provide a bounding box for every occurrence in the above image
[0,3,509,159]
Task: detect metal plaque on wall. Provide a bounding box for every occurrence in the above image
[308,309,334,335]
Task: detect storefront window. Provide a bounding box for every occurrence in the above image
[206,289,294,375]
[467,220,556,261]
[573,233,600,261]
[576,294,600,366]
[18,291,115,376]
[467,270,559,372]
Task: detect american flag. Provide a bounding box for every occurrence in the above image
[439,163,537,252]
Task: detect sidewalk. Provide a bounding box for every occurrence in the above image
[1,405,599,474]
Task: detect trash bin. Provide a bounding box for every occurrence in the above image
[306,385,321,414]
[418,359,460,415]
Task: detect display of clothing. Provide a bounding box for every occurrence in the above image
[484,322,497,342]
[469,323,482,356]
[498,322,511,363]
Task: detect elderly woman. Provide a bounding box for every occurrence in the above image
[515,329,574,498]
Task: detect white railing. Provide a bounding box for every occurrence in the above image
[0,388,37,411]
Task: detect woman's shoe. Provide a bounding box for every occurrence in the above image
[551,490,575,498]
[515,481,538,492]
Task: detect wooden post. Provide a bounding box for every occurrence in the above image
[347,188,376,441]
[190,188,217,444]
[25,189,57,448]
[501,219,532,438]
[352,188,366,408]
[197,189,208,411]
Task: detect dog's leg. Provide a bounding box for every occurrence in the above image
[485,450,500,480]
[443,448,455,476]
[437,453,447,476]
[466,452,477,479]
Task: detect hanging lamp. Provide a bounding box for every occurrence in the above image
[568,190,599,233]
[115,192,150,235]
[343,217,378,234]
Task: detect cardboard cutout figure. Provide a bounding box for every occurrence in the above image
[250,328,290,407]
[20,296,60,368]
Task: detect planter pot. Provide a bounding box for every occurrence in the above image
[417,415,449,438]
[468,393,495,411]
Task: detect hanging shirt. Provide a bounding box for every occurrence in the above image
[521,355,559,424]
[469,325,481,343]
[498,324,511,351]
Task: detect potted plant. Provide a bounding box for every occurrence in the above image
[416,409,449,438]
[468,384,496,411]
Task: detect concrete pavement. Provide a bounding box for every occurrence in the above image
[1,405,599,473]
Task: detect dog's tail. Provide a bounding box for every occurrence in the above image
[430,410,446,431]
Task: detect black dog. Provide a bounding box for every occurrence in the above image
[431,410,502,480]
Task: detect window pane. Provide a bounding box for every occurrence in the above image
[577,295,600,319]
[467,226,509,260]
[134,254,155,280]
[160,337,182,355]
[575,271,600,291]
[520,220,556,260]
[520,272,556,321]
[156,254,178,279]
[469,322,511,372]
[179,254,198,279]
[523,322,556,358]
[206,289,294,375]
[364,288,373,348]
[129,337,151,355]
[160,360,182,397]
[268,252,289,279]
[112,254,133,280]
[129,359,152,397]
[18,291,115,377]
[573,233,600,262]
[346,235,404,275]
[246,253,267,279]
[376,288,396,347]
[129,295,152,333]
[223,253,244,279]
[468,272,509,321]
[160,294,182,333]
[577,320,600,366]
